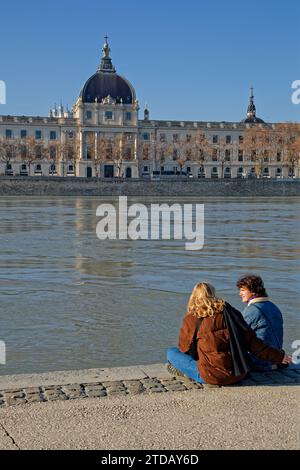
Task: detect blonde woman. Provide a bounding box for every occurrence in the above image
[167,282,292,386]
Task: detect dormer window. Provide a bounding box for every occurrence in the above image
[86,111,92,120]
[125,112,132,121]
[105,111,113,120]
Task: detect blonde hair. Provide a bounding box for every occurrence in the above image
[186,282,225,318]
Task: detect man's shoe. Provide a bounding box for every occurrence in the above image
[167,362,185,377]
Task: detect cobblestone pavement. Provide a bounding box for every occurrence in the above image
[1,368,299,408]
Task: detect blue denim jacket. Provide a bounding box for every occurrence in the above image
[242,298,283,370]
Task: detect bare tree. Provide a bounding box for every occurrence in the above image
[62,135,80,176]
[173,137,190,175]
[243,126,272,177]
[151,133,168,173]
[136,138,147,177]
[21,136,47,176]
[276,123,300,177]
[214,137,234,178]
[290,135,300,178]
[0,137,19,173]
[191,132,211,176]
[95,136,110,177]
[109,134,129,178]
[47,142,60,176]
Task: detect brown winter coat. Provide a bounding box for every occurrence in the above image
[178,304,285,385]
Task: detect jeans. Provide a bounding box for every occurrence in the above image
[167,347,204,383]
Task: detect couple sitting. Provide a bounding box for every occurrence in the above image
[167,275,292,386]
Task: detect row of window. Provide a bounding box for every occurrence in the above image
[4,145,74,159]
[142,165,283,175]
[4,163,74,173]
[86,111,132,121]
[4,129,63,140]
[5,129,238,142]
[142,133,243,143]
[4,164,134,178]
[142,148,283,162]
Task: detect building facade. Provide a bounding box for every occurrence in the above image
[0,39,299,179]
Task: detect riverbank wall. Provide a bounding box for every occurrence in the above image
[0,177,299,196]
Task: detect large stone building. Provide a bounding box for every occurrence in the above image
[0,38,298,179]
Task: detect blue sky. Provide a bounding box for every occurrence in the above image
[0,0,299,122]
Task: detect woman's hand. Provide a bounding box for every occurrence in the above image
[281,354,293,364]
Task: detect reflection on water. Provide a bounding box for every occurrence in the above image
[0,196,299,375]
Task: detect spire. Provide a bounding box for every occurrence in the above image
[98,36,116,73]
[247,86,256,119]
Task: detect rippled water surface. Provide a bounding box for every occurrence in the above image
[0,196,299,374]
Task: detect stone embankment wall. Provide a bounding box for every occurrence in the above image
[0,177,299,196]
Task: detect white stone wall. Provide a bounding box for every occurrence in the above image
[0,115,296,179]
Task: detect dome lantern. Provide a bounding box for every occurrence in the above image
[79,37,136,105]
[98,36,116,73]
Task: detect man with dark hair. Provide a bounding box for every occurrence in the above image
[236,275,284,371]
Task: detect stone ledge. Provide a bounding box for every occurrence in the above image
[0,363,299,408]
[0,364,151,390]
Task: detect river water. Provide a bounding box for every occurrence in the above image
[0,196,299,375]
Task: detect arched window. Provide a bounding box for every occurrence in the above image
[198,166,205,178]
[20,164,28,176]
[49,164,57,175]
[5,163,13,175]
[224,167,231,178]
[211,167,218,178]
[237,167,243,178]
